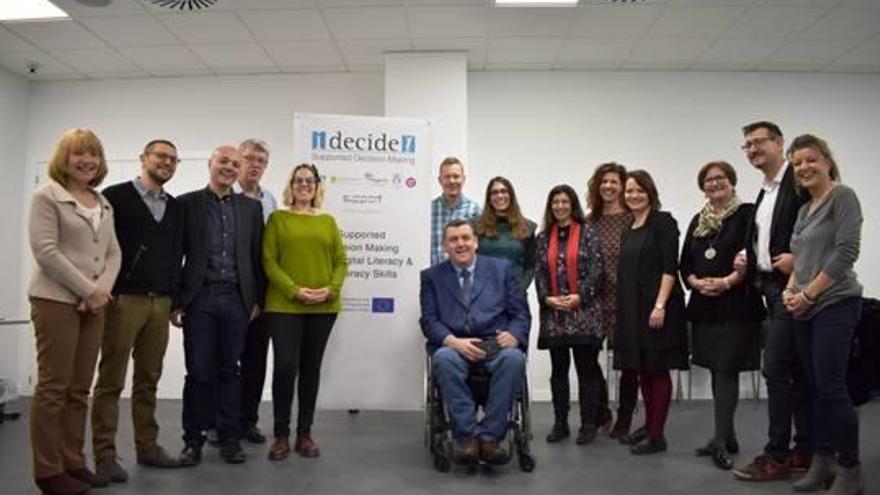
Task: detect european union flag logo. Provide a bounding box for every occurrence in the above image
[372,297,395,313]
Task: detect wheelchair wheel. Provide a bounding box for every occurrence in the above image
[433,453,451,472]
[517,451,536,472]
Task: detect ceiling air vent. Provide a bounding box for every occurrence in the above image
[147,0,219,11]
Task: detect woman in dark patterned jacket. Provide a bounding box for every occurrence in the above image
[535,184,603,445]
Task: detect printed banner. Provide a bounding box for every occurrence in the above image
[293,113,432,409]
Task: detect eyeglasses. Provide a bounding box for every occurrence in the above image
[740,136,774,151]
[489,189,509,196]
[149,151,180,164]
[704,175,729,185]
[293,178,316,186]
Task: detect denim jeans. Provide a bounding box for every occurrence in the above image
[432,346,525,442]
[795,297,862,467]
[759,276,813,460]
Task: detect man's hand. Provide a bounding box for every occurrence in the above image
[772,253,794,275]
[495,330,518,349]
[445,336,487,362]
[648,307,665,329]
[733,251,747,274]
[170,310,184,328]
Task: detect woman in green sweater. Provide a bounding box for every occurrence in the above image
[474,176,537,291]
[263,164,347,461]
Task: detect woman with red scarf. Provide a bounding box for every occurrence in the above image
[535,184,603,445]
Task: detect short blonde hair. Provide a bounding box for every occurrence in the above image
[47,128,108,188]
[282,163,324,208]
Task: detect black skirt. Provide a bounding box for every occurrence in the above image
[691,320,761,372]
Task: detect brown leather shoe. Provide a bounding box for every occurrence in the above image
[268,436,290,461]
[35,473,90,495]
[66,467,108,488]
[787,451,812,473]
[452,437,479,465]
[732,454,791,481]
[294,434,321,458]
[480,440,510,465]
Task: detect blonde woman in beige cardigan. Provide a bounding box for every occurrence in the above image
[28,128,121,495]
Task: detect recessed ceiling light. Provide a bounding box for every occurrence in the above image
[495,0,579,6]
[0,0,69,22]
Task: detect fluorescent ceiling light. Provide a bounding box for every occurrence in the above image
[495,0,579,6]
[0,0,69,22]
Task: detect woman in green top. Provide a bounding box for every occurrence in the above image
[263,164,347,461]
[475,176,537,291]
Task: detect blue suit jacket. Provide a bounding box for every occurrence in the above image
[420,256,531,350]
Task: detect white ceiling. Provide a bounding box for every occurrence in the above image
[0,0,878,80]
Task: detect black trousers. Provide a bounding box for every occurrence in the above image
[549,346,601,427]
[240,315,269,429]
[267,313,336,438]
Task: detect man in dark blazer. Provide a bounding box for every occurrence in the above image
[420,219,530,466]
[733,122,812,482]
[171,145,265,466]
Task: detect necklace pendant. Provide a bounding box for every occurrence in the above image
[704,247,717,260]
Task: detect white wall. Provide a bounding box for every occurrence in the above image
[0,67,29,393]
[466,70,880,400]
[10,69,880,406]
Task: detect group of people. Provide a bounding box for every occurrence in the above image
[27,130,347,495]
[25,119,865,495]
[421,122,865,495]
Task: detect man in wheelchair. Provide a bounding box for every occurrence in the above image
[420,219,531,466]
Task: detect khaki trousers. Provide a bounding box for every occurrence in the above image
[29,298,105,479]
[91,294,171,459]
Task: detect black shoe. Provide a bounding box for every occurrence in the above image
[546,423,570,443]
[179,444,202,467]
[243,425,266,444]
[726,437,740,454]
[630,437,667,455]
[620,426,647,445]
[712,446,734,470]
[695,440,716,457]
[576,425,597,445]
[220,443,246,464]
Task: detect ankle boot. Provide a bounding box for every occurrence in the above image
[793,453,836,492]
[827,464,864,495]
[546,422,570,443]
[609,407,633,439]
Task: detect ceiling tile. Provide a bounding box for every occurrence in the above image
[158,12,254,44]
[50,0,147,17]
[760,39,860,68]
[6,20,107,50]
[239,9,331,42]
[839,0,880,7]
[317,0,404,6]
[213,65,280,75]
[323,7,409,39]
[555,37,638,67]
[626,36,715,65]
[696,37,786,66]
[487,37,563,64]
[188,43,276,68]
[79,15,177,47]
[485,63,553,71]
[406,6,488,38]
[118,45,208,72]
[759,0,840,6]
[50,47,141,73]
[337,38,411,65]
[0,27,38,51]
[261,40,345,68]
[666,0,755,5]
[0,50,75,77]
[570,5,665,37]
[411,37,486,63]
[489,7,572,37]
[405,0,488,5]
[649,5,745,37]
[826,37,880,67]
[797,8,880,40]
[726,6,827,38]
[205,0,317,10]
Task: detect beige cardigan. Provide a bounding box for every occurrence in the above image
[28,180,121,304]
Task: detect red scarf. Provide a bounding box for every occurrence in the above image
[547,222,580,296]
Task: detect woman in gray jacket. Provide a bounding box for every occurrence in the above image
[28,128,121,495]
[783,134,863,495]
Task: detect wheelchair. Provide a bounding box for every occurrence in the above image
[423,350,536,473]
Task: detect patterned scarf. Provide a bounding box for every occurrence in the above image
[693,195,742,238]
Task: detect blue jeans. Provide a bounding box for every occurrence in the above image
[795,297,862,467]
[181,288,249,447]
[432,346,525,442]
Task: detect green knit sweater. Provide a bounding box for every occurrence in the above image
[262,210,348,314]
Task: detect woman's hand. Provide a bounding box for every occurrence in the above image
[649,306,666,329]
[295,287,331,305]
[84,287,112,312]
[545,296,566,310]
[562,294,581,310]
[784,291,812,317]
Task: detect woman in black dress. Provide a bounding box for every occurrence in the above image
[535,185,603,445]
[614,170,688,455]
[680,161,763,470]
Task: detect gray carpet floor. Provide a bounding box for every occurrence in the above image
[1,398,877,495]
